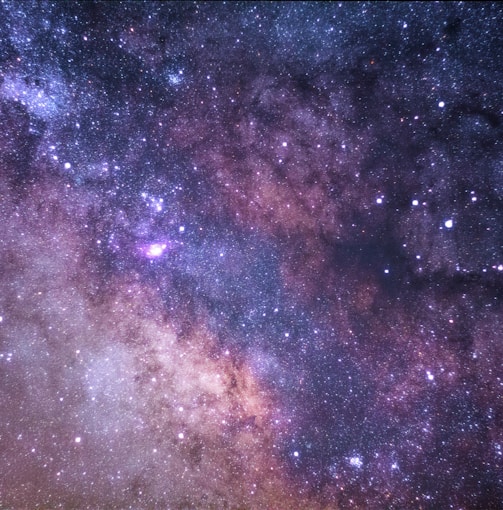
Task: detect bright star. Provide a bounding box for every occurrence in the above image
[146,243,167,258]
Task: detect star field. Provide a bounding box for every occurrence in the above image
[0,2,502,509]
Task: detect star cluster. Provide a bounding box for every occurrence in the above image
[1,2,502,509]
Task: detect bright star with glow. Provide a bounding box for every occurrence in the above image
[145,243,168,258]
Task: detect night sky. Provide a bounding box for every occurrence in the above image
[1,2,502,509]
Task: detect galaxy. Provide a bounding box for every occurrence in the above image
[0,2,502,509]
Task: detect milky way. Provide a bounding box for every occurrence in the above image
[1,2,502,509]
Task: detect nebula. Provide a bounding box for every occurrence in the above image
[0,2,502,509]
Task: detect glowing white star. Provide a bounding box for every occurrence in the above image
[146,243,167,258]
